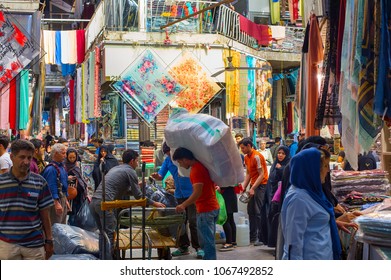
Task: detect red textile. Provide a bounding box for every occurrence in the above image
[76,30,85,64]
[239,15,271,46]
[9,78,16,130]
[69,79,75,124]
[287,102,293,133]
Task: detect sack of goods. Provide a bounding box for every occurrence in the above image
[164,108,244,187]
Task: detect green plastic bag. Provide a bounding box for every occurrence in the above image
[216,191,227,225]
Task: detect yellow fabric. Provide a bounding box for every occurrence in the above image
[270,0,281,24]
[255,61,272,119]
[224,49,240,116]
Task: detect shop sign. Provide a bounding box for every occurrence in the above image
[0,9,40,91]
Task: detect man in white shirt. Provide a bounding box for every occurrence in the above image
[0,135,12,174]
[258,140,273,165]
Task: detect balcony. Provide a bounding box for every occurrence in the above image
[86,0,304,59]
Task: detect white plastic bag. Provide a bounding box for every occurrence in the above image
[164,109,244,187]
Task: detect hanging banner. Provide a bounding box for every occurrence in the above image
[111,49,184,124]
[0,9,40,91]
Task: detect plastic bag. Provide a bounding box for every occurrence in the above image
[73,199,98,232]
[216,191,227,225]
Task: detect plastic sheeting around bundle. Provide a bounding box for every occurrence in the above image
[52,223,99,258]
[49,254,98,260]
[164,109,244,187]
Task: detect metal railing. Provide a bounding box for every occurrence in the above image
[85,0,305,53]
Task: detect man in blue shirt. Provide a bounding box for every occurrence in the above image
[42,143,69,225]
[151,142,203,259]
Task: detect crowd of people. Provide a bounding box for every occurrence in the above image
[0,129,376,260]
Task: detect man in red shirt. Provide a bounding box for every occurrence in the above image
[173,147,220,260]
[239,138,269,246]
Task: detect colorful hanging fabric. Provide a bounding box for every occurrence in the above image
[270,0,281,24]
[315,0,342,129]
[76,30,85,64]
[374,0,391,121]
[43,30,55,64]
[357,0,381,151]
[8,78,16,130]
[76,68,82,123]
[69,79,75,125]
[112,49,184,123]
[94,46,101,118]
[0,87,9,129]
[168,52,220,114]
[256,62,272,120]
[223,49,240,116]
[87,52,95,119]
[81,63,88,124]
[18,70,29,130]
[246,56,256,121]
[55,31,62,65]
[238,15,271,46]
[15,76,20,131]
[238,54,248,117]
[61,30,77,64]
[305,14,323,136]
[289,0,299,23]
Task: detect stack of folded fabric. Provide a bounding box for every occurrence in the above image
[355,209,391,247]
[331,170,390,204]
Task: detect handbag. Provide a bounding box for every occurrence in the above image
[67,178,78,200]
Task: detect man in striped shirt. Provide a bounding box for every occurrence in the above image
[0,140,54,260]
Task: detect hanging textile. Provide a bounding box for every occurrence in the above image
[168,52,220,113]
[15,76,20,131]
[315,0,342,129]
[288,0,299,24]
[94,46,101,118]
[270,0,281,24]
[43,30,55,64]
[357,0,381,151]
[223,49,240,116]
[87,51,95,119]
[256,62,272,120]
[238,15,271,46]
[18,70,29,130]
[374,0,391,121]
[76,30,86,64]
[340,0,359,170]
[55,31,62,65]
[76,68,82,123]
[246,56,256,121]
[238,55,248,117]
[69,79,75,125]
[112,49,184,123]
[305,14,323,136]
[61,30,77,64]
[81,63,89,124]
[9,78,16,130]
[0,87,9,129]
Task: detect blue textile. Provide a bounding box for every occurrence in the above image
[55,31,61,65]
[158,156,193,199]
[289,148,341,260]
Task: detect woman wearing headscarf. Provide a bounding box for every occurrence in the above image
[261,145,290,247]
[64,148,89,226]
[92,145,119,190]
[281,147,341,260]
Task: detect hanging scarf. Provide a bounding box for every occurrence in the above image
[246,56,256,121]
[290,148,341,260]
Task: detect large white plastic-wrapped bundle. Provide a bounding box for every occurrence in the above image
[164,109,244,187]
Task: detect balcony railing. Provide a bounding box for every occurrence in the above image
[85,0,305,53]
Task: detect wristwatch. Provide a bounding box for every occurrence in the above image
[45,239,54,244]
